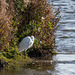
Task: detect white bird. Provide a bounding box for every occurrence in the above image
[18,36,35,52]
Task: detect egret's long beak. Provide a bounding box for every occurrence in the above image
[35,38,37,41]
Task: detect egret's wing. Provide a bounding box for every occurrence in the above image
[19,37,31,52]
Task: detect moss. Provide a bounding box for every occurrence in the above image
[0,55,9,63]
[49,49,59,55]
[7,56,32,70]
[0,53,32,69]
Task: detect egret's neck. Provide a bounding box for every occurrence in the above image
[31,36,34,42]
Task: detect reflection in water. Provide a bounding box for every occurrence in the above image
[0,54,75,75]
[26,60,54,71]
[25,60,55,75]
[0,59,55,75]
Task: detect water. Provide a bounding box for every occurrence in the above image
[53,0,75,53]
[52,0,75,74]
[0,0,75,75]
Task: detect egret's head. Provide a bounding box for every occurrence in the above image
[31,36,35,41]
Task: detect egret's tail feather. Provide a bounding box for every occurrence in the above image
[18,47,24,52]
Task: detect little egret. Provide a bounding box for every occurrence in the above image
[18,36,35,52]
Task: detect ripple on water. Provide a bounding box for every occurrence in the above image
[53,54,75,75]
[71,0,75,2]
[53,54,75,62]
[54,63,75,75]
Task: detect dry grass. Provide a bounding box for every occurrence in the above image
[0,0,15,51]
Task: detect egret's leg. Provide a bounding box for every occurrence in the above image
[23,50,26,58]
[25,52,28,58]
[24,50,25,56]
[24,49,28,58]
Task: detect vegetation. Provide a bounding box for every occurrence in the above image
[0,0,60,68]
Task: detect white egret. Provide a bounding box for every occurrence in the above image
[18,36,35,52]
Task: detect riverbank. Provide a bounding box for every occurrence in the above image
[0,0,60,68]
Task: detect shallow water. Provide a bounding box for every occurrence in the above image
[0,0,75,75]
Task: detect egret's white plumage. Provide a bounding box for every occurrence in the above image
[19,36,34,52]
